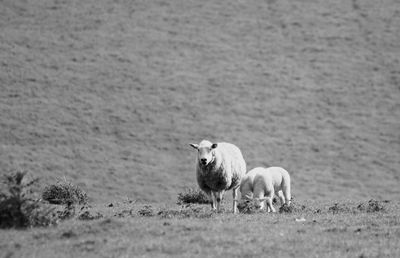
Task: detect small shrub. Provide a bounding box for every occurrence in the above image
[177,187,210,205]
[356,199,385,213]
[42,178,88,205]
[115,209,134,218]
[326,200,387,214]
[328,202,352,214]
[279,203,293,213]
[56,202,76,220]
[0,170,59,228]
[138,205,155,217]
[279,199,307,213]
[237,199,263,214]
[78,210,104,220]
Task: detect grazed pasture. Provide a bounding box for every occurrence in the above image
[1,200,399,258]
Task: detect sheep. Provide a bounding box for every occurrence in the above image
[189,140,246,213]
[240,167,291,212]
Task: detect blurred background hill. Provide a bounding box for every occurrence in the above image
[1,0,399,204]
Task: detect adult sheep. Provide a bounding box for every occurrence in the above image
[189,140,246,213]
[240,167,291,212]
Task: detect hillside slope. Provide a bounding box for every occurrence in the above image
[1,0,399,203]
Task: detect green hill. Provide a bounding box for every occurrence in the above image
[1,0,399,204]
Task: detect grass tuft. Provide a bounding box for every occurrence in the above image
[177,187,210,205]
[328,199,388,214]
[158,205,214,219]
[356,199,386,213]
[328,202,352,214]
[237,199,263,214]
[42,178,88,205]
[78,210,104,220]
[138,205,155,217]
[279,199,308,213]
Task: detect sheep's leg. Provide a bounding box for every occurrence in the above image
[215,191,224,213]
[232,188,238,214]
[210,192,217,211]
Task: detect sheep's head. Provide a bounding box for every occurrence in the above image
[190,140,218,167]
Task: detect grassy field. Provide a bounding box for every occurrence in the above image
[0,0,399,257]
[0,200,399,258]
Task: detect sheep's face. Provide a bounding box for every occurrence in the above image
[190,141,218,166]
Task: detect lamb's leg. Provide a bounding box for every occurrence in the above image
[266,190,276,212]
[266,197,276,212]
[284,187,291,206]
[283,174,291,206]
[259,199,266,210]
[277,190,285,205]
[232,188,238,214]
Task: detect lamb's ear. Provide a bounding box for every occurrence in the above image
[189,143,199,149]
[257,197,268,202]
[244,194,253,200]
[211,143,218,149]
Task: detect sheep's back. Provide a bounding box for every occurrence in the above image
[218,142,246,189]
[265,167,290,185]
[240,167,260,197]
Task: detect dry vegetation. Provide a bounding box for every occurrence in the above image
[0,170,58,228]
[1,197,399,257]
[42,178,88,205]
[0,0,399,257]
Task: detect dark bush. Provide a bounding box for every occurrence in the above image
[0,171,58,228]
[237,199,263,214]
[356,199,386,213]
[279,199,307,213]
[328,202,352,214]
[42,179,88,205]
[138,205,155,217]
[78,210,104,220]
[177,187,210,205]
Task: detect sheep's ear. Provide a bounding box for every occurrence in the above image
[258,197,268,202]
[189,143,199,149]
[211,143,218,149]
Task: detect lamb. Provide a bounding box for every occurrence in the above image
[240,167,291,212]
[189,140,246,213]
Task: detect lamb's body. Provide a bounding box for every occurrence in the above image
[190,140,246,213]
[240,167,291,212]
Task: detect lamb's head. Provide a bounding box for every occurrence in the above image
[254,197,267,210]
[190,140,218,166]
[243,194,267,210]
